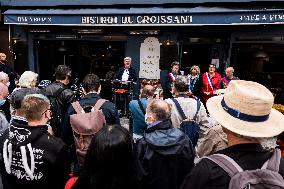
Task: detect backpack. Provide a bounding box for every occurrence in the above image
[70,99,107,166]
[171,98,200,147]
[47,87,66,136]
[206,149,284,189]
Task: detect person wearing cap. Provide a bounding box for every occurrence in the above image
[9,88,41,125]
[181,80,284,189]
[38,80,52,89]
[201,64,221,103]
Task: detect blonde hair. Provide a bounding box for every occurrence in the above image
[22,94,50,121]
[190,65,200,75]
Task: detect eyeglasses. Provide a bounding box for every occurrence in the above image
[42,108,52,116]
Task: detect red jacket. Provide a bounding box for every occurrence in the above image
[201,72,221,102]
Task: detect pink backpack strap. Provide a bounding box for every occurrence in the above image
[262,149,281,172]
[71,101,85,114]
[92,99,108,111]
[205,154,243,177]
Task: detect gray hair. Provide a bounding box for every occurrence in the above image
[235,133,277,150]
[174,75,189,92]
[124,57,132,62]
[18,71,38,88]
[226,67,234,73]
[0,71,8,82]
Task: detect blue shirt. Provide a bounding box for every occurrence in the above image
[129,98,148,135]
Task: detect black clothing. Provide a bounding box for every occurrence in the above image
[42,81,75,119]
[115,67,137,82]
[114,67,137,115]
[181,143,284,189]
[0,121,70,189]
[135,119,195,189]
[189,75,202,98]
[62,93,120,146]
[160,70,177,99]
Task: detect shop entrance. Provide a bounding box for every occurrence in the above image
[181,44,212,75]
[37,40,125,81]
[36,40,125,100]
[231,43,284,103]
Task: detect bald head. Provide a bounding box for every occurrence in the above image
[141,85,155,98]
[0,53,7,64]
[0,83,9,100]
[147,99,171,122]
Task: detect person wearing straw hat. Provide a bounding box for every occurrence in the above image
[181,80,284,189]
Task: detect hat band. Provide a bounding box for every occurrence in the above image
[221,98,269,122]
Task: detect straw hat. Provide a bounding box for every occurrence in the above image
[206,80,284,138]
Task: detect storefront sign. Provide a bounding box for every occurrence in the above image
[4,11,284,26]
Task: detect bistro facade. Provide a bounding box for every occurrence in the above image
[1,0,284,102]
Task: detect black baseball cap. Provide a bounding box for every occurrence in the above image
[10,88,41,109]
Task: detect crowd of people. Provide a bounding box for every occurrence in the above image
[0,51,284,189]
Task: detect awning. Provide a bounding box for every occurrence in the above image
[4,7,284,26]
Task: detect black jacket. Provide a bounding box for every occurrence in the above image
[181,143,284,189]
[189,75,202,98]
[135,119,195,189]
[42,81,75,117]
[62,93,120,146]
[160,70,179,99]
[0,121,70,189]
[115,67,137,82]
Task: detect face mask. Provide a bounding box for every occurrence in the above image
[145,113,151,125]
[144,113,148,123]
[6,82,10,87]
[0,99,6,106]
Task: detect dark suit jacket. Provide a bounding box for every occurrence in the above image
[115,67,137,82]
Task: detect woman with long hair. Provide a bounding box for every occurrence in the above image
[65,124,137,189]
[188,65,202,98]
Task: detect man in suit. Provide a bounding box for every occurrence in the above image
[115,57,137,83]
[160,61,180,99]
[114,57,137,117]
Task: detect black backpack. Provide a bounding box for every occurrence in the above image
[171,98,200,147]
[47,87,66,136]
